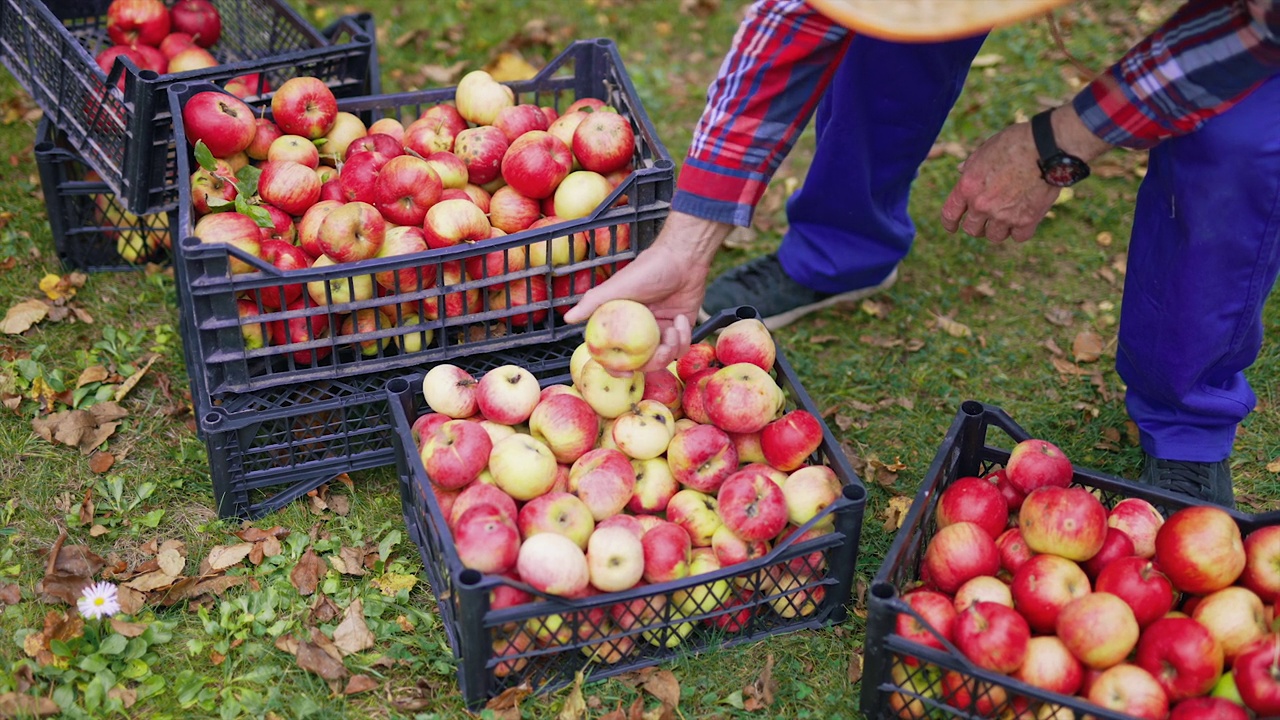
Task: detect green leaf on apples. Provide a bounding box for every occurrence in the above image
[193,140,218,173]
[205,196,234,211]
[235,197,275,229]
[312,138,327,147]
[235,164,261,197]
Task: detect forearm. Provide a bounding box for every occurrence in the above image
[1073,0,1280,149]
[651,211,734,268]
[672,0,850,226]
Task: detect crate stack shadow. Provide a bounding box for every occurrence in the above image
[167,39,676,518]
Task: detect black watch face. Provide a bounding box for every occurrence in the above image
[1039,154,1090,187]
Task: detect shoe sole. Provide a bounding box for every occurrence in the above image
[697,267,900,330]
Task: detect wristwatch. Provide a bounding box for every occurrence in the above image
[1030,110,1090,187]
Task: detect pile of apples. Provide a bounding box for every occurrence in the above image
[410,301,846,672]
[890,439,1279,719]
[94,0,260,94]
[181,71,637,360]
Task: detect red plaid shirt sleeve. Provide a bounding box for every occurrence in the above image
[671,0,850,226]
[1074,0,1280,148]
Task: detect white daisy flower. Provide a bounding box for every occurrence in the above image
[77,581,120,620]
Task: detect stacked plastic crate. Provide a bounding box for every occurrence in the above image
[167,39,678,518]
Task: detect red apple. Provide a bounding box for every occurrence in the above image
[189,158,236,215]
[716,469,788,542]
[985,468,1026,512]
[254,239,308,310]
[257,160,321,217]
[267,134,321,168]
[572,109,634,174]
[1088,664,1170,719]
[488,186,541,234]
[170,0,220,46]
[1135,615,1225,702]
[317,201,385,263]
[267,298,330,364]
[1154,505,1246,595]
[182,91,257,158]
[1056,592,1141,669]
[1193,586,1268,663]
[106,0,170,46]
[895,590,957,657]
[455,503,520,575]
[373,226,434,294]
[129,44,167,74]
[1107,497,1165,559]
[159,32,197,59]
[1233,633,1280,717]
[1005,438,1073,494]
[994,527,1034,575]
[922,521,1000,595]
[1241,525,1280,603]
[493,103,550,141]
[453,125,510,186]
[759,410,823,473]
[1081,525,1137,580]
[641,521,692,583]
[676,342,719,382]
[935,475,1008,540]
[166,46,217,73]
[1168,697,1250,720]
[192,212,261,274]
[374,155,443,226]
[952,601,1030,674]
[500,130,573,199]
[345,133,403,162]
[1018,485,1108,562]
[296,200,342,259]
[1013,635,1084,695]
[337,150,389,205]
[1010,553,1091,634]
[271,77,338,139]
[1094,556,1175,629]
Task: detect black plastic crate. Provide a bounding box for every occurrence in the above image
[387,307,869,708]
[0,0,377,214]
[205,334,581,519]
[34,117,177,271]
[861,400,1278,720]
[169,38,674,401]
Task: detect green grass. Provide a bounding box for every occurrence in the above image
[1,1,1277,718]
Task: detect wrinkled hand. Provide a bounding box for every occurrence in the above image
[562,242,712,371]
[940,121,1060,243]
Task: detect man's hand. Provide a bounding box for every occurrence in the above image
[941,106,1112,243]
[563,211,730,371]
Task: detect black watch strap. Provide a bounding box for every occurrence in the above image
[1030,110,1060,162]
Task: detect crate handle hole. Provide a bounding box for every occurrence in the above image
[203,411,223,428]
[654,159,674,171]
[870,581,897,601]
[139,70,159,81]
[842,483,866,504]
[386,378,411,394]
[458,569,483,588]
[961,400,984,417]
[734,306,760,320]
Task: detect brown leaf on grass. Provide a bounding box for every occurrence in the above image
[333,547,367,577]
[484,684,533,720]
[89,402,128,423]
[122,570,179,593]
[881,495,914,533]
[637,668,680,710]
[417,61,467,85]
[158,574,245,605]
[76,422,120,455]
[274,633,299,656]
[109,618,148,637]
[484,51,538,82]
[860,298,891,319]
[333,598,375,656]
[31,410,95,447]
[295,639,348,680]
[848,649,865,684]
[112,585,143,615]
[1049,356,1092,376]
[156,547,185,577]
[1044,307,1074,327]
[926,141,969,161]
[310,594,341,624]
[23,611,84,665]
[77,490,94,527]
[205,543,253,571]
[37,543,105,605]
[261,535,282,559]
[106,686,136,709]
[343,675,378,696]
[742,653,775,711]
[113,354,158,402]
[76,366,109,389]
[0,299,49,334]
[557,671,587,720]
[1072,331,1104,363]
[0,692,60,717]
[327,493,351,516]
[234,526,290,542]
[290,548,325,596]
[931,312,971,338]
[863,455,907,487]
[87,452,114,474]
[0,583,19,606]
[38,272,86,301]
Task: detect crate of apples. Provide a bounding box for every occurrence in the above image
[169,39,676,401]
[0,0,376,214]
[386,304,869,708]
[861,401,1279,720]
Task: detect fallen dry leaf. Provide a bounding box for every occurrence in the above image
[343,675,377,695]
[157,547,185,577]
[76,366,109,389]
[332,546,366,576]
[371,572,416,596]
[484,684,533,720]
[295,639,348,680]
[848,649,864,684]
[0,583,19,606]
[1072,331,1104,363]
[558,672,587,720]
[932,312,971,338]
[484,51,538,82]
[38,272,86,301]
[109,618,148,637]
[234,526,290,542]
[290,548,325,596]
[1044,307,1074,327]
[970,52,1004,67]
[0,692,60,717]
[37,542,105,605]
[115,585,144,615]
[1,299,49,334]
[310,594,341,624]
[87,451,114,474]
[1267,457,1280,473]
[113,354,158,403]
[742,654,775,711]
[122,569,179,593]
[333,598,375,656]
[1049,356,1093,376]
[205,543,253,571]
[881,495,915,533]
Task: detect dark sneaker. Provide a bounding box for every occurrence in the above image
[699,253,899,330]
[1139,453,1235,509]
